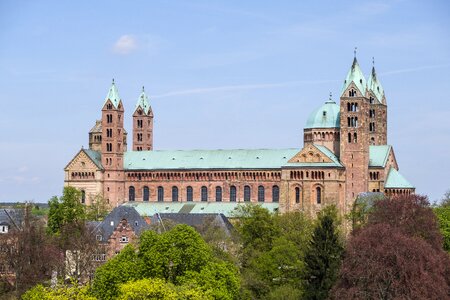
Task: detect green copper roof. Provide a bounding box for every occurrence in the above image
[341,57,367,96]
[305,100,340,129]
[124,149,299,170]
[123,202,280,218]
[83,149,103,169]
[135,87,152,115]
[369,145,391,167]
[104,80,121,109]
[385,167,414,189]
[284,144,343,168]
[367,67,385,104]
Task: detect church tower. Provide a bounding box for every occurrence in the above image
[132,87,153,151]
[101,80,126,206]
[366,61,387,145]
[339,55,370,210]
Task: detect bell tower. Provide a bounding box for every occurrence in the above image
[132,87,153,151]
[339,54,370,211]
[367,59,387,145]
[101,79,126,206]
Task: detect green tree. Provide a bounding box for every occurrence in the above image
[47,187,86,235]
[117,278,179,300]
[91,245,140,300]
[434,190,450,252]
[303,205,343,300]
[21,283,95,300]
[85,194,110,221]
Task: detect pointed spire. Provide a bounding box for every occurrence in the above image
[341,49,367,96]
[104,79,121,108]
[367,58,385,103]
[135,86,151,115]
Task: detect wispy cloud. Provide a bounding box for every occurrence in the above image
[381,63,450,76]
[113,35,138,55]
[152,79,339,98]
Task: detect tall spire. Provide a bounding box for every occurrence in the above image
[341,49,366,96]
[135,86,152,115]
[104,79,121,108]
[367,58,385,103]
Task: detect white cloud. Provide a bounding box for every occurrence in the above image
[17,166,28,173]
[113,35,138,55]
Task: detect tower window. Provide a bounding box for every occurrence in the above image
[295,187,300,203]
[353,133,358,143]
[201,186,208,202]
[348,133,352,143]
[258,185,265,202]
[186,186,193,202]
[129,186,135,202]
[81,190,86,204]
[172,186,178,202]
[230,186,237,202]
[244,185,251,202]
[157,186,164,202]
[272,185,279,202]
[143,186,149,201]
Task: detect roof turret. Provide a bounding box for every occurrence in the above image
[104,79,121,109]
[135,86,152,115]
[341,56,367,96]
[367,63,385,104]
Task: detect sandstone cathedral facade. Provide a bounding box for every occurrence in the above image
[64,56,415,216]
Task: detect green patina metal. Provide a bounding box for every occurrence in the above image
[368,145,391,167]
[124,148,299,170]
[367,67,385,103]
[104,80,121,108]
[304,100,340,129]
[341,57,367,96]
[123,202,280,218]
[83,149,103,169]
[385,167,414,188]
[135,87,152,115]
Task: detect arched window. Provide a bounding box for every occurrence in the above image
[348,133,352,143]
[215,186,222,202]
[353,132,358,143]
[230,186,237,202]
[186,186,193,202]
[258,186,265,202]
[316,187,322,204]
[201,186,208,202]
[157,186,164,202]
[272,185,279,202]
[129,186,135,202]
[244,185,251,202]
[81,190,86,204]
[295,187,300,203]
[172,186,178,202]
[143,186,149,201]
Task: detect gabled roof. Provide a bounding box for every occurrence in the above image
[135,87,152,115]
[83,149,103,169]
[94,206,149,241]
[124,149,299,170]
[367,66,385,104]
[103,80,121,109]
[151,213,234,235]
[369,145,391,167]
[284,144,343,168]
[385,167,414,189]
[341,57,367,96]
[123,202,280,218]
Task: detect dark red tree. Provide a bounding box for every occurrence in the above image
[331,223,450,299]
[368,194,443,250]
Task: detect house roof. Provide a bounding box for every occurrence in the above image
[151,213,234,235]
[0,208,23,229]
[123,202,280,218]
[385,167,414,189]
[124,148,299,170]
[369,145,391,167]
[94,206,149,241]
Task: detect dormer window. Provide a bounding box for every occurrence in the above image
[323,111,327,117]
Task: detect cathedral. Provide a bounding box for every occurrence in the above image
[64,56,415,216]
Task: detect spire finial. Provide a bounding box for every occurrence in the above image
[372,56,375,67]
[112,78,115,85]
[142,86,145,92]
[354,47,357,58]
[329,92,332,100]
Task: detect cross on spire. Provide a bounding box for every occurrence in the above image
[372,56,375,67]
[112,78,115,85]
[329,92,332,100]
[354,47,357,58]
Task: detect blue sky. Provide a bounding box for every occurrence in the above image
[0,0,449,203]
